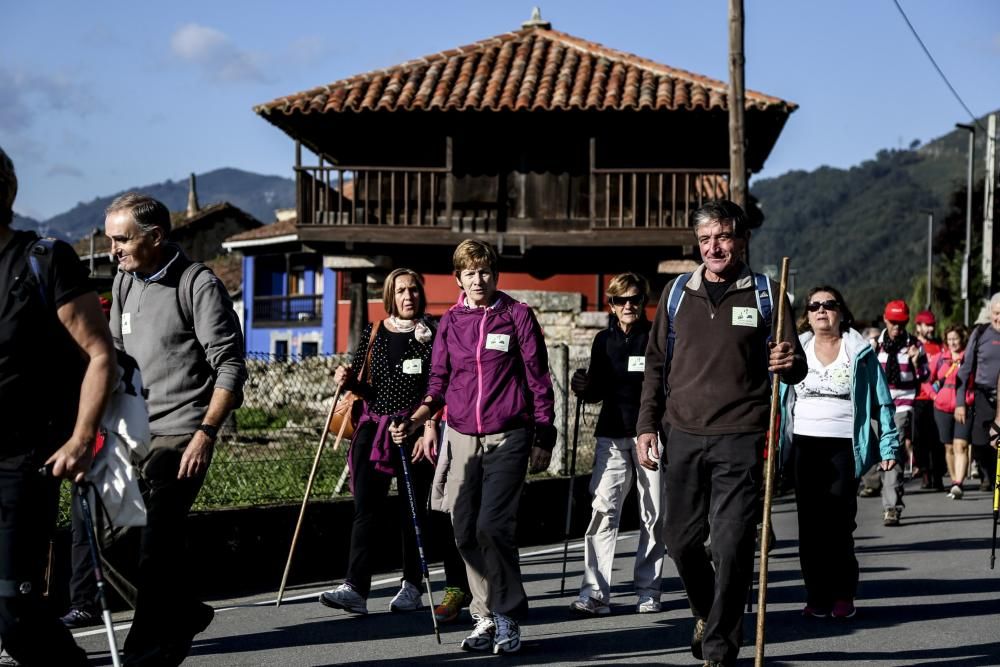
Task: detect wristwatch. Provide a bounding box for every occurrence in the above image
[196,423,219,442]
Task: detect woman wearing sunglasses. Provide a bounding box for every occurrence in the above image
[568,272,667,616]
[779,286,899,620]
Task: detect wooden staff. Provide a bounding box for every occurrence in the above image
[276,384,350,606]
[755,256,790,667]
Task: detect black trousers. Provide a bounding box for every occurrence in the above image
[912,400,945,486]
[124,434,208,655]
[68,488,98,610]
[663,429,763,666]
[346,422,433,597]
[793,435,859,609]
[970,390,998,489]
[0,463,88,666]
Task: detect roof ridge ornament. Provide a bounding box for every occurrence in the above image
[521,7,551,30]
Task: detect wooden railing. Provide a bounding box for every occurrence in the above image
[296,164,453,227]
[589,168,729,229]
[253,295,323,325]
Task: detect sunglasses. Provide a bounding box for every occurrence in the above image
[807,300,839,312]
[609,294,646,307]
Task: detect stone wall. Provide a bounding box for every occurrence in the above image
[508,290,609,473]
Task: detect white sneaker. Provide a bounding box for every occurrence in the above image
[636,596,661,613]
[319,583,368,615]
[492,611,521,655]
[948,484,964,499]
[389,581,423,612]
[569,596,610,616]
[461,614,495,652]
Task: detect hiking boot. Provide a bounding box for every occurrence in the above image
[883,508,900,526]
[434,587,470,623]
[389,581,423,612]
[948,484,964,500]
[569,596,610,616]
[461,614,495,652]
[60,606,100,628]
[492,612,521,655]
[858,486,879,498]
[636,596,661,613]
[691,617,706,660]
[319,583,368,615]
[801,605,829,618]
[831,599,856,619]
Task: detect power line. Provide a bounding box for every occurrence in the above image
[891,0,986,133]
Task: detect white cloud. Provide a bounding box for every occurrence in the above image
[46,164,85,179]
[170,23,267,83]
[0,67,97,132]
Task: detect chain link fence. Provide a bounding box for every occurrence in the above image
[196,352,350,510]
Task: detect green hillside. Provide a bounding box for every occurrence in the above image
[751,119,992,324]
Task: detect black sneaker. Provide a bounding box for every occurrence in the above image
[60,607,100,628]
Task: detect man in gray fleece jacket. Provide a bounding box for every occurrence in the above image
[105,192,246,667]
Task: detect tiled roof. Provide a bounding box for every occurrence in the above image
[224,216,298,243]
[255,26,794,117]
[205,253,243,295]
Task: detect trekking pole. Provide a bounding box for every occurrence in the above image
[754,257,789,667]
[77,483,122,667]
[392,417,441,644]
[560,396,584,595]
[277,383,347,606]
[991,421,1000,569]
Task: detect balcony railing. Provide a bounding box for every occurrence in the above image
[253,295,323,326]
[589,168,729,229]
[294,139,728,233]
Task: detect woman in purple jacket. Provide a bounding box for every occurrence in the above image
[391,239,556,655]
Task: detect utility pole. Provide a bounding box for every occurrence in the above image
[956,123,975,326]
[728,0,746,210]
[984,113,997,300]
[920,210,933,309]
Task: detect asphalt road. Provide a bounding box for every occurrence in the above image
[74,476,1000,666]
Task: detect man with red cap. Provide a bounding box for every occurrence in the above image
[858,300,929,526]
[913,310,945,490]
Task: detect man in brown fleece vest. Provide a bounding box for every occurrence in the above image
[635,199,806,667]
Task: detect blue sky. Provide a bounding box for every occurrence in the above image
[2,0,998,220]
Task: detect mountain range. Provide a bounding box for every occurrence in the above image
[750,115,993,323]
[12,168,295,241]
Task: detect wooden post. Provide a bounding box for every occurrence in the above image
[446,136,456,231]
[728,0,747,210]
[295,141,303,224]
[347,270,368,355]
[589,138,597,226]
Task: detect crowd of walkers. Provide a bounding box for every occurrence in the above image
[2,139,1000,666]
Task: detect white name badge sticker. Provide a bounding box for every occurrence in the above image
[402,358,422,375]
[121,312,132,335]
[485,333,511,352]
[732,307,758,327]
[628,356,646,372]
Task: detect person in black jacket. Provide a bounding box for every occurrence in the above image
[568,272,667,616]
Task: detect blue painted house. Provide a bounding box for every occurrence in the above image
[223,215,339,357]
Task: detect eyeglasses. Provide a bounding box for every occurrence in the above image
[608,294,646,307]
[807,300,839,312]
